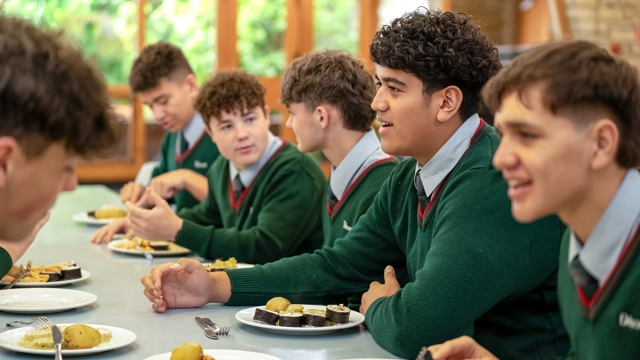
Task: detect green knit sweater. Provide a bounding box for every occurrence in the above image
[152,131,220,211]
[322,157,397,247]
[0,248,11,278]
[225,124,569,359]
[175,142,326,264]
[558,226,640,360]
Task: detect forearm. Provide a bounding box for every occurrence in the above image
[209,271,232,303]
[182,170,208,202]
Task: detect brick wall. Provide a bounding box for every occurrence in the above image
[564,0,640,70]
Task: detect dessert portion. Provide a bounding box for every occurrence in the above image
[252,296,351,328]
[170,342,215,360]
[1,261,83,283]
[204,257,238,271]
[19,324,112,350]
[87,207,127,219]
[113,237,179,252]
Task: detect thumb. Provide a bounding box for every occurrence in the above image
[383,265,397,284]
[147,188,168,208]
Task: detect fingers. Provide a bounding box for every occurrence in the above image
[383,265,397,284]
[134,192,150,208]
[90,225,110,244]
[428,336,495,360]
[125,228,136,239]
[35,212,51,229]
[120,182,131,203]
[131,183,145,203]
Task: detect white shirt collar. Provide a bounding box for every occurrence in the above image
[229,132,283,188]
[178,112,206,151]
[414,114,481,197]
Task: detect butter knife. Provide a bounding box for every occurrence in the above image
[195,317,218,339]
[52,324,63,360]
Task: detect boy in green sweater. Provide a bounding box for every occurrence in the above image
[0,16,117,277]
[140,10,569,359]
[119,42,220,211]
[427,41,640,360]
[282,50,397,247]
[96,70,325,264]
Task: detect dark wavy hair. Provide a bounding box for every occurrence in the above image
[370,9,501,120]
[281,50,376,132]
[196,70,266,123]
[0,15,117,158]
[129,41,194,93]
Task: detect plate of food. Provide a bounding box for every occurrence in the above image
[202,257,254,272]
[108,237,191,256]
[0,261,90,287]
[235,297,364,335]
[72,206,127,225]
[0,323,136,356]
[144,342,283,360]
[0,288,97,314]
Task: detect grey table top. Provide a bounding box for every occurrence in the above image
[0,185,400,360]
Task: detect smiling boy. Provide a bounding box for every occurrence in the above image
[0,16,117,276]
[95,70,325,264]
[428,41,640,360]
[120,42,220,210]
[140,10,568,359]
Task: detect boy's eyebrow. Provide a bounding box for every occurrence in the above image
[149,94,168,104]
[501,120,540,131]
[240,109,255,117]
[375,74,407,87]
[216,118,233,125]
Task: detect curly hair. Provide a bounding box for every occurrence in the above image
[129,42,193,93]
[370,9,501,120]
[0,15,117,159]
[281,50,376,132]
[483,40,640,168]
[195,70,266,123]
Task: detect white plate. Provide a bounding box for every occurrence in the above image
[235,305,364,335]
[0,324,136,356]
[0,288,97,314]
[72,212,115,225]
[108,239,191,256]
[0,270,90,288]
[145,349,283,360]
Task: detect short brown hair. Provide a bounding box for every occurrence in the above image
[129,42,193,93]
[483,40,640,168]
[195,70,266,122]
[281,50,376,132]
[0,15,117,159]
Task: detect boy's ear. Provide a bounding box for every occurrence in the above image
[590,118,620,170]
[435,86,463,123]
[315,105,330,129]
[263,105,270,126]
[184,73,199,95]
[0,137,19,189]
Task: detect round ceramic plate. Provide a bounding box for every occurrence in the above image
[72,212,117,225]
[0,324,136,356]
[0,288,97,314]
[144,349,283,360]
[107,239,191,256]
[0,270,90,288]
[235,305,364,335]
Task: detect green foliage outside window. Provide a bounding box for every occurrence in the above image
[237,0,286,77]
[314,0,358,55]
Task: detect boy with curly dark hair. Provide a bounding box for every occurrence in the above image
[95,70,325,264]
[428,40,640,360]
[117,41,220,212]
[0,15,118,277]
[140,10,568,359]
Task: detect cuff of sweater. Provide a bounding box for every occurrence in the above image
[225,266,268,306]
[0,247,13,278]
[175,220,209,256]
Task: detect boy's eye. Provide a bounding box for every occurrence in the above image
[246,117,255,123]
[375,81,382,87]
[389,86,400,93]
[519,131,537,139]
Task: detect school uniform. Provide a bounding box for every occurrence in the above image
[225,115,569,359]
[152,113,220,210]
[558,169,640,360]
[175,132,326,264]
[323,129,397,246]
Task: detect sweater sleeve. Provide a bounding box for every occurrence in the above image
[175,167,324,264]
[0,247,13,278]
[364,167,560,358]
[151,133,170,178]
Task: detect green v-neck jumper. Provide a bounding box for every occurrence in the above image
[224,123,569,359]
[152,131,220,211]
[558,226,640,360]
[175,142,326,264]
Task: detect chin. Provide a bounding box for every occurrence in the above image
[511,204,545,224]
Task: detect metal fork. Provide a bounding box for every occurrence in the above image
[202,318,230,335]
[6,320,33,327]
[32,317,63,360]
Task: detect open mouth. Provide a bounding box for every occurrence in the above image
[380,121,393,128]
[506,179,533,199]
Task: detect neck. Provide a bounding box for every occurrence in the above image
[321,129,367,168]
[414,118,463,166]
[558,166,627,244]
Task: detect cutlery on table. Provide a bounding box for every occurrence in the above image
[202,317,230,335]
[3,261,31,290]
[195,317,218,339]
[32,317,63,360]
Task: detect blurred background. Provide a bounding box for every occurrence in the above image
[1,0,639,184]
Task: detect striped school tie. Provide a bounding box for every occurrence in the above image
[179,131,189,155]
[570,255,600,300]
[414,170,430,211]
[327,187,339,211]
[233,174,245,202]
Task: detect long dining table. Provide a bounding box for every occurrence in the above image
[0,185,400,360]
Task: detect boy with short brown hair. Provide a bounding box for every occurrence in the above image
[428,40,640,360]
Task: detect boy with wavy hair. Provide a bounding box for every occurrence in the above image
[95,70,326,264]
[140,10,569,359]
[428,40,640,360]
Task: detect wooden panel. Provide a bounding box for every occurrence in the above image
[518,0,551,44]
[441,0,453,12]
[259,76,286,115]
[217,0,239,69]
[285,0,313,64]
[548,0,572,40]
[358,0,379,73]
